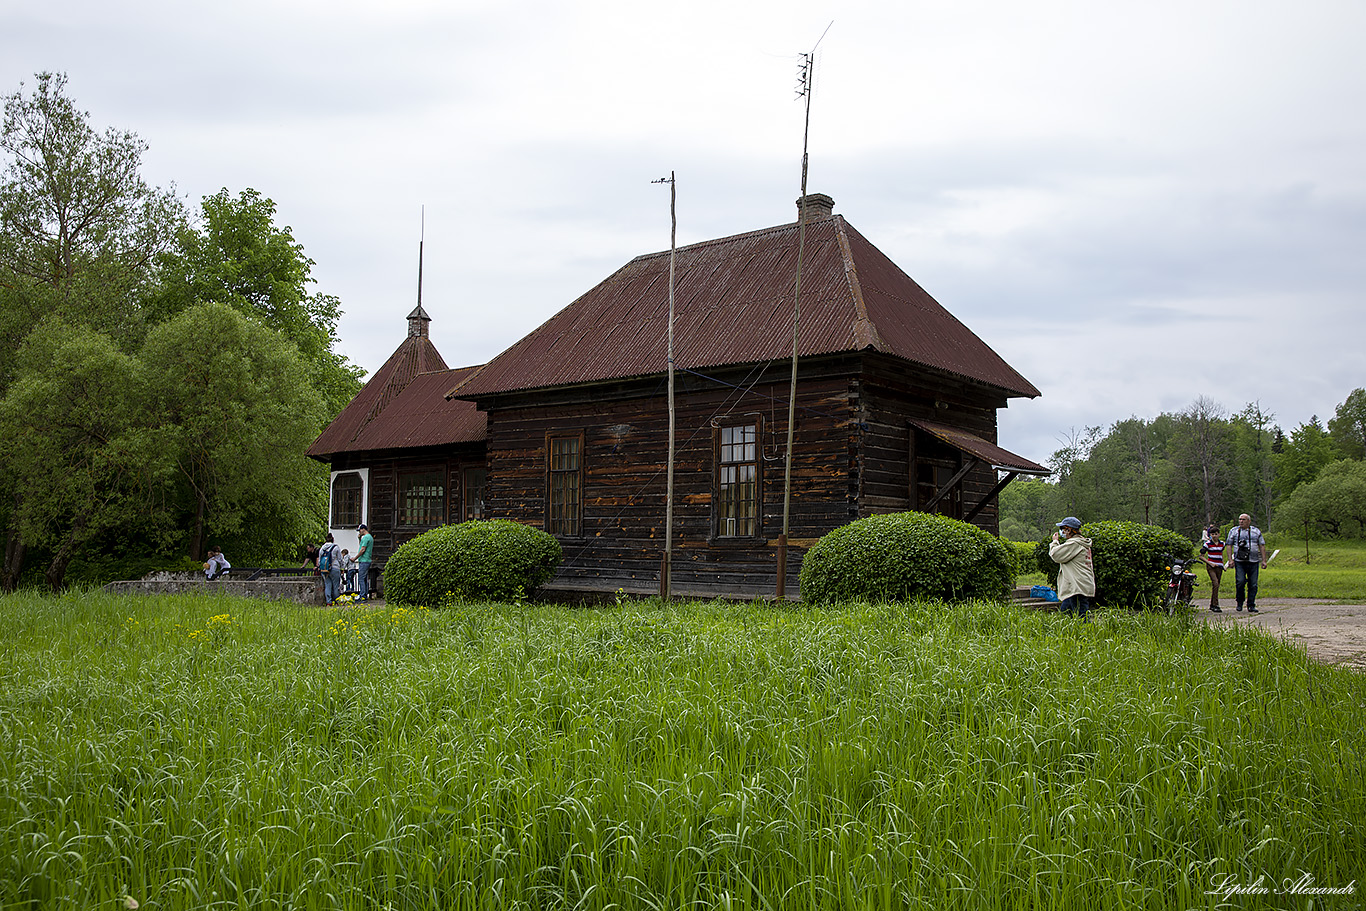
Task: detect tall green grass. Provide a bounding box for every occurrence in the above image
[1,590,1363,909]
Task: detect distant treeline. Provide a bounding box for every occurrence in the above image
[1000,391,1366,542]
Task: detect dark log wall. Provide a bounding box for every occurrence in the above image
[853,355,1009,534]
[330,444,485,562]
[480,361,861,598]
[325,355,1022,597]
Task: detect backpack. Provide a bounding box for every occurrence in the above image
[319,545,333,572]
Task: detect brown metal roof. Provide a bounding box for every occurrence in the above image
[306,335,474,458]
[455,215,1040,399]
[344,366,486,452]
[910,419,1049,475]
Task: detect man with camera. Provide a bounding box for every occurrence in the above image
[1223,513,1268,613]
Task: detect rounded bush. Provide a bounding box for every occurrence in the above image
[1033,520,1193,609]
[383,520,562,606]
[799,512,1014,604]
[1004,539,1039,577]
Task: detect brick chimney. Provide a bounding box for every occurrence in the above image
[406,303,431,338]
[795,193,835,221]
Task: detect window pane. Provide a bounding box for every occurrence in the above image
[718,424,758,536]
[548,436,582,536]
[399,471,445,526]
[463,468,487,521]
[551,438,580,472]
[331,473,364,527]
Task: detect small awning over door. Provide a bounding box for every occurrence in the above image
[909,419,1049,475]
[909,419,1050,522]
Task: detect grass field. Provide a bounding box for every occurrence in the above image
[2,589,1363,909]
[1255,536,1366,601]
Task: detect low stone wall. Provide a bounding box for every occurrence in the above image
[103,575,323,605]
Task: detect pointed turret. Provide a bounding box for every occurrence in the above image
[306,307,450,457]
[407,303,431,338]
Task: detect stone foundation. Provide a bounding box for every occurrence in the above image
[103,575,324,605]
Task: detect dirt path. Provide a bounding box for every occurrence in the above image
[1201,598,1366,671]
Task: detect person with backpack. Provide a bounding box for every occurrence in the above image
[318,533,342,604]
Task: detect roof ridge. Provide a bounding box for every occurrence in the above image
[441,363,487,400]
[347,336,447,443]
[832,217,883,352]
[626,216,828,265]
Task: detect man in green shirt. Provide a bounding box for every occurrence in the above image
[356,524,374,601]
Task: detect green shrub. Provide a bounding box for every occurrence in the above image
[1033,520,1193,609]
[384,520,562,606]
[1004,539,1039,577]
[799,512,1014,604]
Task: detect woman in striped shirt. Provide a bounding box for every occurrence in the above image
[1201,525,1225,611]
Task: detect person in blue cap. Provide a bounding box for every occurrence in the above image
[1049,517,1096,617]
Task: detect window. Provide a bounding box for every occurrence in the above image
[547,435,583,536]
[330,473,364,527]
[463,467,487,521]
[399,470,446,527]
[717,423,759,537]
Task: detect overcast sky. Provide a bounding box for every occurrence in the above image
[4,0,1363,466]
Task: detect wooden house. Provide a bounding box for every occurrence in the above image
[305,304,488,565]
[441,193,1046,598]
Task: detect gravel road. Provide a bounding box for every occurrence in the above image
[1202,598,1366,671]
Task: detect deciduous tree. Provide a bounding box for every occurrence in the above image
[0,321,144,589]
[1230,401,1277,529]
[998,477,1055,541]
[1328,388,1366,461]
[1273,416,1340,500]
[1276,460,1366,538]
[137,302,330,562]
[153,188,362,414]
[0,72,184,356]
[1166,396,1236,531]
[1,71,183,588]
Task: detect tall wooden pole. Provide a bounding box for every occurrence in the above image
[657,173,677,599]
[777,53,815,601]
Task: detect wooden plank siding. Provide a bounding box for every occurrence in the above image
[478,360,861,597]
[474,353,1014,596]
[323,356,1018,598]
[853,354,1009,533]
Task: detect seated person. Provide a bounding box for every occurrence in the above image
[204,546,231,581]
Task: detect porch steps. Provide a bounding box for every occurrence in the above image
[1012,585,1059,611]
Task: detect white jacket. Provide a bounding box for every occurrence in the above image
[1049,535,1096,600]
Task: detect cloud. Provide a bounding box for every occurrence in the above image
[4,0,1362,469]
